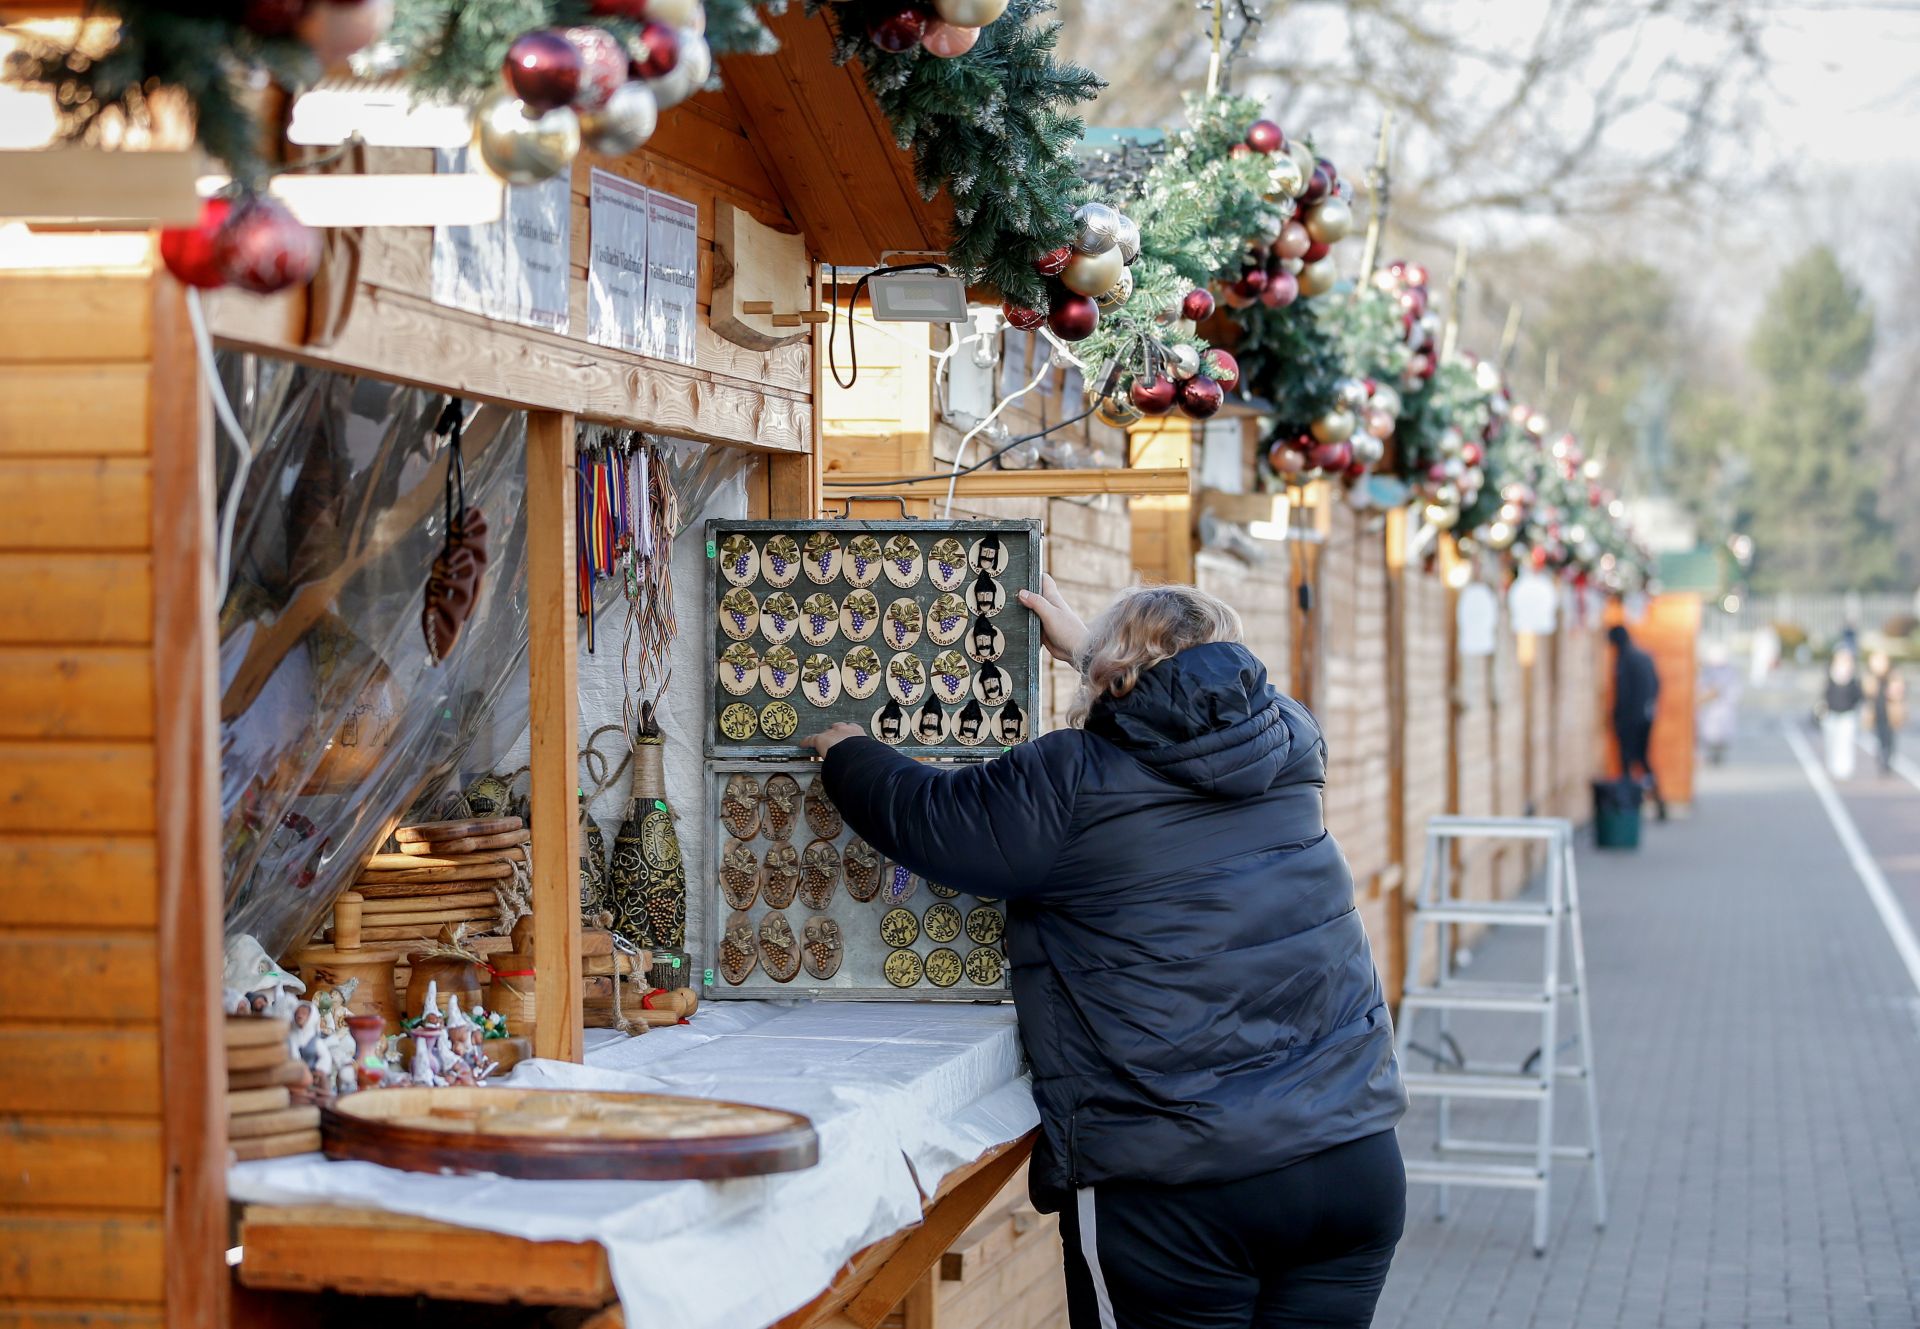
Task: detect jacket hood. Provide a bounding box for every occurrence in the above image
[1084,641,1305,798]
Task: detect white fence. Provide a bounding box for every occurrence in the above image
[1701,591,1920,647]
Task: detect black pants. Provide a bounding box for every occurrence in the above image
[1615,720,1664,812]
[1059,1130,1405,1329]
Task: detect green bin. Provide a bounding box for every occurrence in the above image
[1593,778,1641,850]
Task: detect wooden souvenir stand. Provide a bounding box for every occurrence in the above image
[0,6,1048,1326]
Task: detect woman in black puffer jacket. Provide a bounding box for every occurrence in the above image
[803,580,1405,1329]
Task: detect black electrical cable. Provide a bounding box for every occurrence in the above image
[826,261,950,391]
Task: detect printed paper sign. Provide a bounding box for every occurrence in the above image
[587,168,651,353]
[644,189,700,366]
[430,146,501,318]
[1508,570,1558,636]
[431,150,571,333]
[1457,581,1498,657]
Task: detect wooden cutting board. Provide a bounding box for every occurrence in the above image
[394,817,522,844]
[357,861,513,885]
[232,1129,323,1163]
[228,1085,292,1116]
[227,1041,295,1072]
[229,1059,308,1091]
[362,847,527,871]
[356,878,516,900]
[399,829,531,857]
[224,1016,291,1049]
[361,891,499,915]
[230,1105,323,1140]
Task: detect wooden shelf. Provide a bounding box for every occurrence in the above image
[823,467,1189,498]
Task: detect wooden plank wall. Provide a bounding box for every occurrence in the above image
[1399,550,1453,927]
[0,261,224,1327]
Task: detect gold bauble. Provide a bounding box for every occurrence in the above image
[1096,396,1143,429]
[1061,246,1125,298]
[1288,140,1317,193]
[1297,257,1338,297]
[1303,197,1352,245]
[1310,409,1356,444]
[934,0,1009,26]
[473,90,580,186]
[1096,266,1135,310]
[1265,155,1304,199]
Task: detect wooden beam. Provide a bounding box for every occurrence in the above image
[823,467,1188,499]
[205,285,811,454]
[526,410,584,1063]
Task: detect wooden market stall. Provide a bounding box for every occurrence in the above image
[0,6,1069,1326]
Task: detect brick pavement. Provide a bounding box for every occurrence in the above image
[1373,724,1920,1329]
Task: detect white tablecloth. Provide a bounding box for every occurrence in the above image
[229,1002,1039,1327]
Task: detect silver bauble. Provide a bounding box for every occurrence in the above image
[1443,457,1465,480]
[1424,501,1460,530]
[1167,344,1202,380]
[1071,202,1125,255]
[1370,384,1402,417]
[1310,409,1355,444]
[1171,318,1196,337]
[1060,245,1124,298]
[473,90,581,186]
[1334,377,1369,411]
[1351,434,1385,467]
[647,30,711,110]
[1096,266,1134,310]
[579,81,659,155]
[1113,213,1141,265]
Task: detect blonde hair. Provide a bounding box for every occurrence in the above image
[1068,584,1244,727]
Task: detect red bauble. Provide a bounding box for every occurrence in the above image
[1130,374,1177,415]
[1316,157,1338,183]
[1302,165,1332,203]
[1221,286,1257,310]
[591,0,647,13]
[1231,269,1268,298]
[1462,442,1484,466]
[159,197,234,290]
[1229,143,1252,160]
[1405,263,1430,288]
[1176,375,1224,419]
[1398,286,1427,319]
[1203,349,1240,389]
[243,0,309,38]
[1259,271,1299,308]
[1269,442,1307,477]
[1426,461,1447,483]
[1046,293,1099,342]
[630,20,681,77]
[504,29,585,114]
[1002,301,1045,331]
[214,196,321,295]
[1301,239,1330,263]
[866,3,927,52]
[1180,288,1215,322]
[1245,119,1284,154]
[1308,440,1353,471]
[1032,246,1072,277]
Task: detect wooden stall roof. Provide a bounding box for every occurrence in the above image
[716,4,954,268]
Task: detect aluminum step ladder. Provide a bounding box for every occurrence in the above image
[1396,815,1607,1254]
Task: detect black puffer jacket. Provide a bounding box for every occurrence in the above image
[822,641,1405,1209]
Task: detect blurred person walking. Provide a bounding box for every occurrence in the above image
[1863,649,1906,776]
[1698,642,1741,765]
[1610,625,1665,819]
[1821,650,1865,781]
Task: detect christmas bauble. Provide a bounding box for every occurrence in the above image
[1297,258,1337,297]
[1309,408,1355,444]
[566,26,630,112]
[1307,439,1352,471]
[1130,374,1176,415]
[214,196,320,295]
[1060,245,1123,298]
[1221,285,1256,311]
[1071,202,1125,255]
[473,89,581,185]
[1230,270,1267,299]
[1405,263,1430,288]
[591,0,647,13]
[1203,349,1239,389]
[630,19,683,76]
[1364,407,1394,440]
[645,29,709,108]
[1095,266,1134,310]
[1287,138,1315,183]
[1351,434,1385,467]
[1033,246,1072,276]
[243,0,308,39]
[1245,119,1284,154]
[642,0,701,23]
[579,80,659,154]
[1425,501,1460,530]
[1371,384,1402,417]
[1176,375,1223,419]
[1334,377,1369,411]
[1398,285,1427,319]
[933,0,1007,24]
[298,0,391,65]
[1166,343,1201,380]
[1302,163,1332,204]
[505,30,585,115]
[1462,441,1483,466]
[1181,288,1215,322]
[1280,256,1303,275]
[1096,395,1142,429]
[1002,301,1045,331]
[160,197,234,289]
[921,20,979,56]
[1303,196,1351,245]
[1276,220,1311,260]
[1301,239,1330,264]
[1269,442,1307,478]
[1046,293,1099,341]
[1259,271,1298,307]
[1113,214,1141,265]
[1265,155,1304,200]
[866,2,926,49]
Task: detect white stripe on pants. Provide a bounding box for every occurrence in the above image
[1077,1186,1118,1329]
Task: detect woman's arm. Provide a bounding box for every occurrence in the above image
[810,732,1088,900]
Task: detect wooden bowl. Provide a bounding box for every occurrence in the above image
[321,1086,818,1181]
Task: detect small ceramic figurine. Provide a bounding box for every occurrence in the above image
[288,999,336,1091]
[223,934,305,1019]
[406,980,452,1086]
[313,979,360,1077]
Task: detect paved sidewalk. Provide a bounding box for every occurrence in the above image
[1374,724,1920,1329]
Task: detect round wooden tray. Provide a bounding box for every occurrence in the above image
[321,1086,819,1181]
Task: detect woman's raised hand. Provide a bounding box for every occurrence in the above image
[799,723,865,758]
[1018,573,1089,666]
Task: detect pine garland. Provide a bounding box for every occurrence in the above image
[813,0,1102,309]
